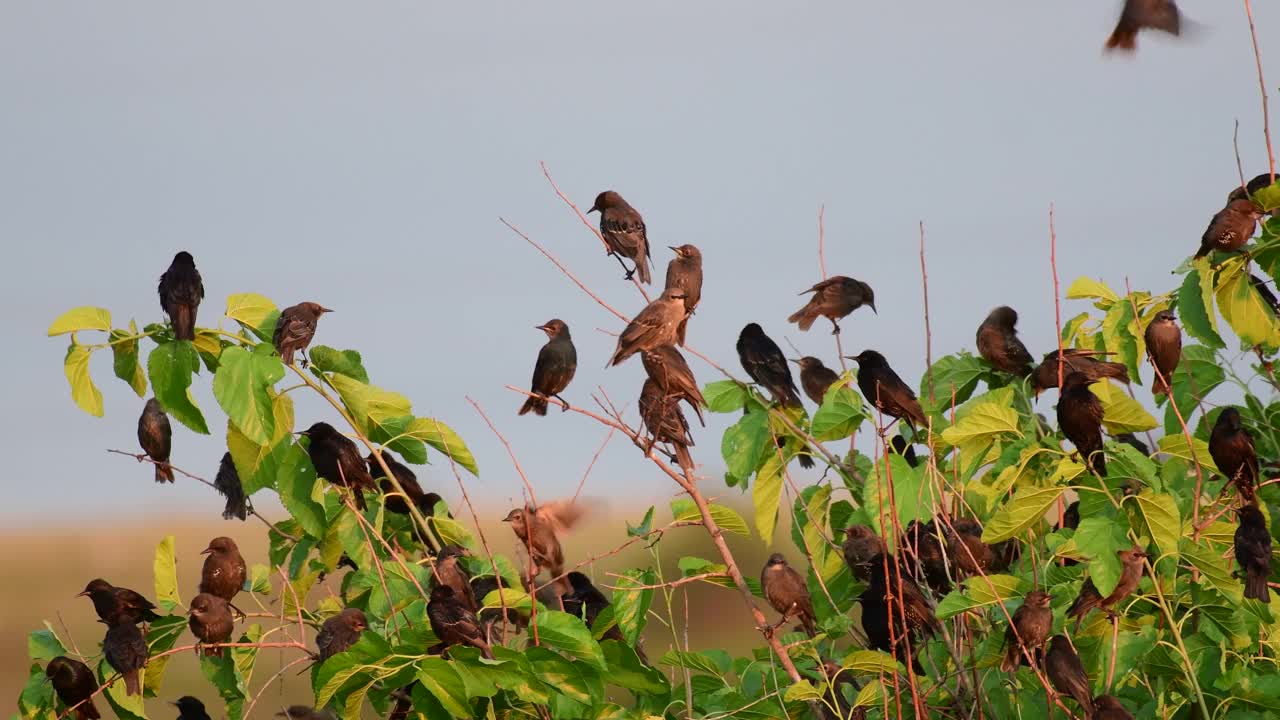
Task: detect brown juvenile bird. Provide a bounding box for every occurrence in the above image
[849,350,928,428]
[79,579,161,625]
[158,251,204,342]
[1196,198,1264,258]
[1143,310,1181,395]
[274,302,332,367]
[1057,372,1107,476]
[639,377,695,470]
[427,584,493,658]
[609,289,688,366]
[1045,634,1094,717]
[1068,547,1147,622]
[976,306,1034,376]
[188,593,234,657]
[138,397,174,483]
[173,696,211,720]
[1094,695,1134,720]
[738,323,802,408]
[842,525,890,582]
[503,500,589,582]
[789,276,876,334]
[214,452,249,521]
[1031,348,1130,395]
[761,554,817,638]
[46,656,101,720]
[1104,0,1182,52]
[316,607,368,663]
[792,356,841,406]
[664,244,702,344]
[1002,590,1052,671]
[1210,408,1259,501]
[588,190,651,284]
[642,344,706,426]
[901,520,951,595]
[1235,504,1272,603]
[199,536,246,607]
[301,421,376,511]
[519,319,577,415]
[365,451,430,516]
[434,545,478,611]
[947,518,995,578]
[102,621,147,696]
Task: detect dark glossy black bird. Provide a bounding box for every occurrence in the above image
[1104,0,1181,51]
[1031,348,1130,395]
[1235,504,1272,603]
[138,397,174,483]
[316,607,368,663]
[848,350,928,428]
[1068,547,1147,622]
[158,251,204,342]
[199,536,246,606]
[792,356,841,406]
[79,579,161,625]
[1210,408,1259,502]
[761,554,817,638]
[738,323,802,408]
[860,551,940,675]
[1144,310,1181,395]
[427,584,493,658]
[588,190,651,284]
[901,520,950,595]
[365,451,428,515]
[274,302,331,367]
[172,696,211,720]
[1252,275,1280,313]
[214,452,249,520]
[665,244,702,345]
[46,656,100,720]
[1229,173,1280,204]
[976,306,1034,376]
[889,435,919,467]
[434,545,478,611]
[642,344,706,426]
[609,289,687,367]
[1057,372,1106,476]
[519,319,577,415]
[1045,635,1093,716]
[102,621,147,696]
[503,500,588,583]
[1094,695,1135,720]
[301,421,376,511]
[561,572,648,657]
[1002,590,1052,671]
[789,276,875,334]
[1196,198,1264,258]
[639,377,695,471]
[188,593,234,657]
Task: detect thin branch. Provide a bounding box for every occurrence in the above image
[573,424,617,503]
[920,221,934,403]
[500,217,630,324]
[1242,0,1276,181]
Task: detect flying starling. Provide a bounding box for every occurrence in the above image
[503,500,589,583]
[1143,310,1181,395]
[1067,547,1147,622]
[434,545,478,612]
[138,398,174,483]
[1001,590,1052,671]
[638,377,695,471]
[842,525,890,582]
[642,344,706,426]
[848,350,928,428]
[365,451,430,516]
[1235,504,1273,603]
[1057,372,1107,476]
[427,584,493,659]
[188,593,234,657]
[1045,635,1094,717]
[79,579,161,625]
[609,289,688,366]
[789,276,876,334]
[46,656,101,720]
[1031,348,1130,395]
[1094,695,1135,720]
[199,536,246,606]
[947,518,995,578]
[792,356,842,406]
[737,323,802,408]
[301,421,376,511]
[102,621,147,696]
[1196,198,1264,258]
[1104,0,1182,52]
[519,319,577,415]
[1210,408,1259,502]
[902,520,951,595]
[664,244,703,344]
[316,608,368,663]
[976,306,1034,376]
[172,696,212,720]
[588,190,651,284]
[761,554,817,638]
[561,572,646,660]
[158,251,204,342]
[214,452,249,521]
[274,302,332,367]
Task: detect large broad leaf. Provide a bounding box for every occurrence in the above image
[935,574,1026,620]
[920,352,987,411]
[940,400,1020,469]
[532,611,607,669]
[862,453,932,537]
[406,417,479,475]
[671,498,750,536]
[110,323,147,397]
[213,345,285,445]
[811,384,864,441]
[27,625,67,662]
[327,373,427,463]
[142,616,189,698]
[982,486,1065,544]
[225,293,280,341]
[98,657,146,720]
[63,343,103,417]
[153,535,180,612]
[1156,433,1219,475]
[309,345,370,383]
[1177,261,1226,349]
[1067,276,1120,305]
[752,452,784,543]
[48,306,112,336]
[1101,297,1141,386]
[227,391,295,495]
[147,341,210,434]
[1216,259,1280,347]
[276,442,326,538]
[414,657,471,717]
[1135,489,1181,560]
[721,407,770,480]
[600,640,667,694]
[1089,380,1157,433]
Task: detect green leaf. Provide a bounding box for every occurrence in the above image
[940,401,1019,446]
[611,570,655,645]
[671,498,750,536]
[811,385,865,441]
[935,574,1026,620]
[147,341,210,434]
[309,345,370,383]
[1156,433,1219,475]
[277,442,326,538]
[841,649,902,675]
[1135,489,1181,560]
[153,535,180,612]
[862,453,933,538]
[1216,259,1280,347]
[415,657,471,717]
[703,380,748,413]
[532,611,607,669]
[110,325,147,397]
[27,627,66,662]
[982,486,1065,544]
[212,346,285,445]
[63,344,103,417]
[527,647,596,707]
[225,293,279,340]
[1254,178,1280,211]
[227,391,295,495]
[721,408,770,480]
[627,506,655,537]
[406,417,479,476]
[1066,276,1119,304]
[48,306,112,336]
[1177,261,1226,349]
[785,680,823,702]
[142,616,188,698]
[1089,380,1158,433]
[752,452,784,543]
[1182,539,1243,604]
[1101,297,1141,386]
[19,663,55,720]
[601,640,667,694]
[921,353,987,411]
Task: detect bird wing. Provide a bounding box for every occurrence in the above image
[538,498,599,535]
[601,211,647,256]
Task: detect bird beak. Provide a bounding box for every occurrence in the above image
[75,591,88,598]
[869,303,878,315]
[535,324,549,332]
[587,205,598,214]
[788,358,801,365]
[843,355,859,363]
[320,307,334,314]
[667,245,680,254]
[200,547,213,555]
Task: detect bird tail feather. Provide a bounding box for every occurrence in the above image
[1151,373,1170,396]
[172,305,195,341]
[635,259,650,285]
[76,700,101,720]
[1100,361,1130,384]
[519,395,548,416]
[787,307,817,331]
[1105,29,1137,51]
[155,463,174,483]
[1246,572,1271,603]
[124,670,141,696]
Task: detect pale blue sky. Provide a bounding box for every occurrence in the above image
[1,2,1274,524]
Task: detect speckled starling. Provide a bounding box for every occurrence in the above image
[738,323,802,408]
[588,190,651,284]
[848,350,928,428]
[199,536,246,606]
[273,302,332,367]
[976,306,1034,376]
[1196,198,1264,258]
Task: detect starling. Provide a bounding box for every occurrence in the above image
[842,525,890,582]
[316,607,368,663]
[503,500,588,581]
[214,452,249,521]
[1031,348,1130,395]
[848,350,928,428]
[1093,695,1135,720]
[638,377,695,471]
[79,579,161,625]
[609,289,688,366]
[1210,408,1259,501]
[434,545,478,611]
[273,302,332,367]
[471,574,527,638]
[172,696,212,720]
[301,421,376,511]
[519,319,577,415]
[664,244,703,344]
[427,584,493,658]
[199,536,246,606]
[901,520,951,595]
[1057,372,1107,476]
[946,518,995,578]
[158,251,204,342]
[1045,635,1093,716]
[976,306,1034,376]
[562,573,630,645]
[102,621,147,696]
[1196,198,1264,258]
[788,276,876,334]
[588,190,651,284]
[1104,0,1182,51]
[641,344,706,426]
[1229,173,1280,204]
[860,551,940,674]
[737,323,802,408]
[188,593,234,657]
[1143,310,1181,395]
[276,707,335,720]
[1068,547,1147,622]
[46,656,100,720]
[1001,590,1052,671]
[138,397,174,483]
[1061,500,1081,531]
[792,356,842,406]
[889,435,919,467]
[1235,504,1272,603]
[1252,275,1280,313]
[365,451,431,516]
[761,554,817,638]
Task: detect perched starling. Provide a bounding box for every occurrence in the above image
[301,421,376,511]
[609,289,688,366]
[842,525,889,582]
[1045,635,1093,716]
[1196,198,1264,258]
[158,251,204,342]
[519,319,577,415]
[1061,500,1081,531]
[1031,348,1130,395]
[761,554,817,638]
[471,574,527,638]
[172,696,212,720]
[1093,694,1135,720]
[902,520,951,595]
[273,302,332,367]
[1057,372,1107,476]
[365,451,431,516]
[1252,275,1280,313]
[1001,590,1052,671]
[316,608,368,663]
[427,584,493,658]
[737,323,802,408]
[79,579,161,625]
[199,536,246,606]
[639,377,695,470]
[789,276,876,334]
[642,344,706,426]
[276,707,334,720]
[1235,504,1272,603]
[664,244,703,344]
[1143,310,1181,395]
[46,656,101,720]
[434,545,478,611]
[1229,173,1280,204]
[793,356,842,406]
[188,593,234,657]
[976,306,1034,376]
[947,518,994,578]
[1068,547,1147,622]
[503,500,588,581]
[138,398,174,483]
[214,452,249,521]
[102,621,147,696]
[1210,408,1259,501]
[889,435,919,467]
[848,350,928,428]
[860,551,940,674]
[561,572,647,660]
[1104,0,1182,51]
[588,190,651,284]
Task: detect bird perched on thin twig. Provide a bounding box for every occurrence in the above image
[738,323,802,408]
[588,190,651,284]
[1045,634,1094,717]
[301,422,376,511]
[46,656,100,720]
[158,251,204,342]
[977,306,1034,377]
[274,302,332,367]
[138,398,174,483]
[1104,0,1182,52]
[642,345,705,426]
[1235,504,1272,604]
[901,520,950,595]
[664,244,702,344]
[789,276,875,334]
[79,579,161,626]
[199,536,246,609]
[1144,310,1181,396]
[638,377,695,470]
[173,696,211,720]
[503,500,590,585]
[1002,590,1052,671]
[1210,408,1259,503]
[316,608,368,663]
[1031,349,1130,395]
[761,554,817,638]
[365,451,431,516]
[848,350,928,429]
[102,621,147,696]
[214,452,249,521]
[519,319,577,415]
[188,593,234,657]
[860,550,940,675]
[792,356,841,406]
[562,572,647,662]
[1068,547,1147,622]
[1196,198,1264,258]
[427,584,493,659]
[434,545,478,612]
[609,289,688,366]
[1057,372,1107,476]
[1093,695,1134,720]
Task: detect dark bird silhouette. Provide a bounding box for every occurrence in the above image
[276,707,334,720]
[1114,433,1150,455]
[561,572,643,654]
[1105,0,1181,51]
[503,500,588,583]
[188,593,234,657]
[890,435,919,467]
[1031,348,1130,395]
[901,520,951,595]
[1094,695,1135,720]
[1196,198,1264,258]
[664,244,702,344]
[789,276,876,334]
[427,584,493,659]
[1144,310,1181,395]
[46,656,100,720]
[793,356,841,406]
[609,289,687,366]
[849,350,928,428]
[138,398,174,483]
[1210,408,1259,502]
[102,621,147,696]
[842,525,890,582]
[817,661,861,720]
[588,190,651,284]
[860,551,940,675]
[273,302,332,367]
[519,319,577,415]
[761,554,817,638]
[1057,372,1107,476]
[1235,504,1272,603]
[1002,590,1052,671]
[1061,500,1082,531]
[301,421,376,510]
[158,251,204,342]
[364,451,428,516]
[976,306,1034,376]
[1045,635,1094,717]
[1252,275,1280,313]
[737,323,802,408]
[172,696,212,720]
[947,518,995,578]
[316,608,368,663]
[1068,547,1147,622]
[642,345,705,426]
[434,545,478,611]
[639,377,695,470]
[471,574,527,638]
[79,579,161,625]
[214,452,249,521]
[1229,173,1280,204]
[199,536,246,606]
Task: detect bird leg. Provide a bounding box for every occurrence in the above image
[299,349,311,369]
[830,318,841,335]
[611,252,636,280]
[229,601,246,622]
[553,394,571,412]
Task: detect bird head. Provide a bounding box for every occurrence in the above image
[567,571,593,594]
[790,356,820,370]
[172,251,196,266]
[536,319,568,337]
[1217,407,1244,431]
[78,578,112,598]
[44,657,74,681]
[1237,504,1264,523]
[668,244,701,260]
[740,322,764,338]
[1153,310,1178,325]
[986,306,1019,329]
[1024,590,1052,609]
[188,594,215,617]
[340,607,368,632]
[588,190,622,214]
[172,697,206,713]
[845,350,885,366]
[437,544,470,561]
[1060,371,1094,391]
[298,422,335,439]
[765,553,787,568]
[202,536,238,556]
[503,508,526,524]
[300,301,333,315]
[860,282,877,314]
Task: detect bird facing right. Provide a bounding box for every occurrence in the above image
[520,319,577,415]
[848,350,928,428]
[760,553,817,638]
[1196,198,1264,258]
[1143,310,1182,395]
[273,302,332,367]
[316,607,369,663]
[1045,634,1094,717]
[1002,590,1052,671]
[976,306,1034,377]
[427,584,493,659]
[1209,407,1259,502]
[788,276,875,334]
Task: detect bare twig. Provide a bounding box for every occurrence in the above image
[920,221,934,403]
[1242,0,1276,181]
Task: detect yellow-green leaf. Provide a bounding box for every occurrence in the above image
[225,293,277,330]
[48,306,112,336]
[153,535,180,612]
[1156,434,1219,475]
[1216,261,1280,347]
[671,499,749,536]
[982,486,1065,544]
[63,344,103,417]
[1135,489,1181,560]
[1066,277,1119,305]
[940,401,1020,445]
[407,417,480,476]
[1089,380,1157,433]
[753,452,784,543]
